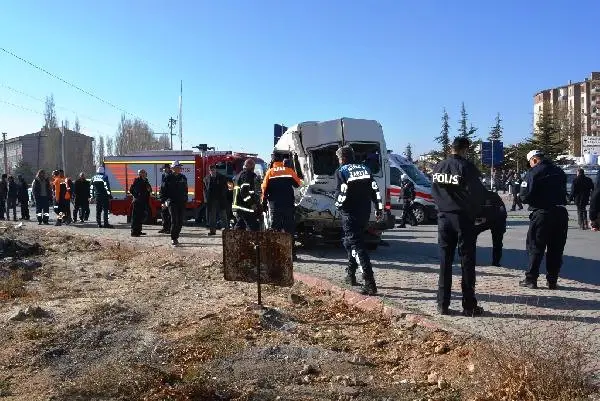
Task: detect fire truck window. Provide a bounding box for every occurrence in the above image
[214,162,233,177]
[310,145,340,176]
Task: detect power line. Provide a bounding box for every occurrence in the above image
[0,98,111,137]
[0,46,160,129]
[0,82,115,128]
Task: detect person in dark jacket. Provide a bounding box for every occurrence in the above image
[158,164,172,234]
[398,173,417,228]
[570,168,595,230]
[129,169,152,237]
[334,145,384,296]
[0,174,7,220]
[204,164,229,235]
[73,173,91,223]
[261,157,302,258]
[232,159,261,231]
[91,166,113,228]
[509,173,523,211]
[32,170,52,224]
[519,150,568,290]
[590,172,600,231]
[6,176,18,221]
[160,161,188,246]
[431,137,487,317]
[17,175,30,220]
[475,190,507,266]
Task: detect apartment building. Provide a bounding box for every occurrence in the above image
[0,128,94,176]
[533,71,600,156]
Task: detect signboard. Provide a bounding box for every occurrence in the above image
[223,230,294,287]
[582,136,600,154]
[274,124,288,147]
[481,141,504,166]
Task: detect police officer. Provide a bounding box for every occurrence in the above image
[509,172,523,211]
[160,161,188,246]
[570,168,594,230]
[261,156,302,259]
[232,158,261,231]
[398,173,417,228]
[129,169,152,237]
[519,150,568,289]
[475,190,507,267]
[334,145,383,296]
[91,166,114,228]
[431,137,487,317]
[158,163,172,234]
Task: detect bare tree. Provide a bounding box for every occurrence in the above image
[74,116,81,133]
[97,136,106,166]
[91,136,97,168]
[106,136,114,156]
[114,113,165,155]
[62,119,70,131]
[44,94,58,129]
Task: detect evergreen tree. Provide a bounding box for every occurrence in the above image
[404,143,413,162]
[528,108,569,160]
[457,102,469,138]
[435,108,450,158]
[456,103,480,163]
[488,113,503,141]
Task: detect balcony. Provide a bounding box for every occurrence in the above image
[591,87,600,95]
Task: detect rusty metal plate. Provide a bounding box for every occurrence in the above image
[222,230,294,287]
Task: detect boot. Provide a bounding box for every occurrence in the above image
[104,223,114,229]
[37,216,43,225]
[360,276,378,296]
[344,273,359,286]
[42,216,49,225]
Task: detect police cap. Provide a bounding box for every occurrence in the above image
[526,149,543,161]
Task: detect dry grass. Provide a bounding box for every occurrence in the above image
[474,321,598,401]
[0,377,11,397]
[0,271,27,299]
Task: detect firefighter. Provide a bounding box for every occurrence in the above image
[232,158,261,231]
[32,169,51,224]
[52,170,71,225]
[129,169,152,237]
[73,172,91,223]
[160,161,188,247]
[203,164,229,235]
[519,150,568,290]
[475,190,507,267]
[62,171,73,224]
[6,176,18,221]
[398,173,417,228]
[431,137,487,317]
[91,166,114,228]
[261,156,301,259]
[334,145,384,296]
[158,163,172,234]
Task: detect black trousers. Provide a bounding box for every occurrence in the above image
[74,199,90,221]
[437,212,477,310]
[96,197,110,225]
[401,200,417,226]
[161,205,171,231]
[169,203,185,240]
[341,212,374,279]
[0,198,5,219]
[511,193,523,210]
[234,210,260,231]
[475,221,505,266]
[131,201,147,234]
[525,207,569,284]
[35,196,50,223]
[576,206,587,228]
[270,204,295,234]
[19,197,30,219]
[207,201,228,231]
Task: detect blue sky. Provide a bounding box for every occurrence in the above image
[1,0,598,161]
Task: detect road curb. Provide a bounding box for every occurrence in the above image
[294,272,448,332]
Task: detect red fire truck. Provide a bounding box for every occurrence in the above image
[103,150,267,223]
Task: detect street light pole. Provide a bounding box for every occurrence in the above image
[2,132,7,173]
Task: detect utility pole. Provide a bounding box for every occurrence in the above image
[168,117,177,150]
[60,123,66,173]
[2,132,7,173]
[179,80,183,151]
